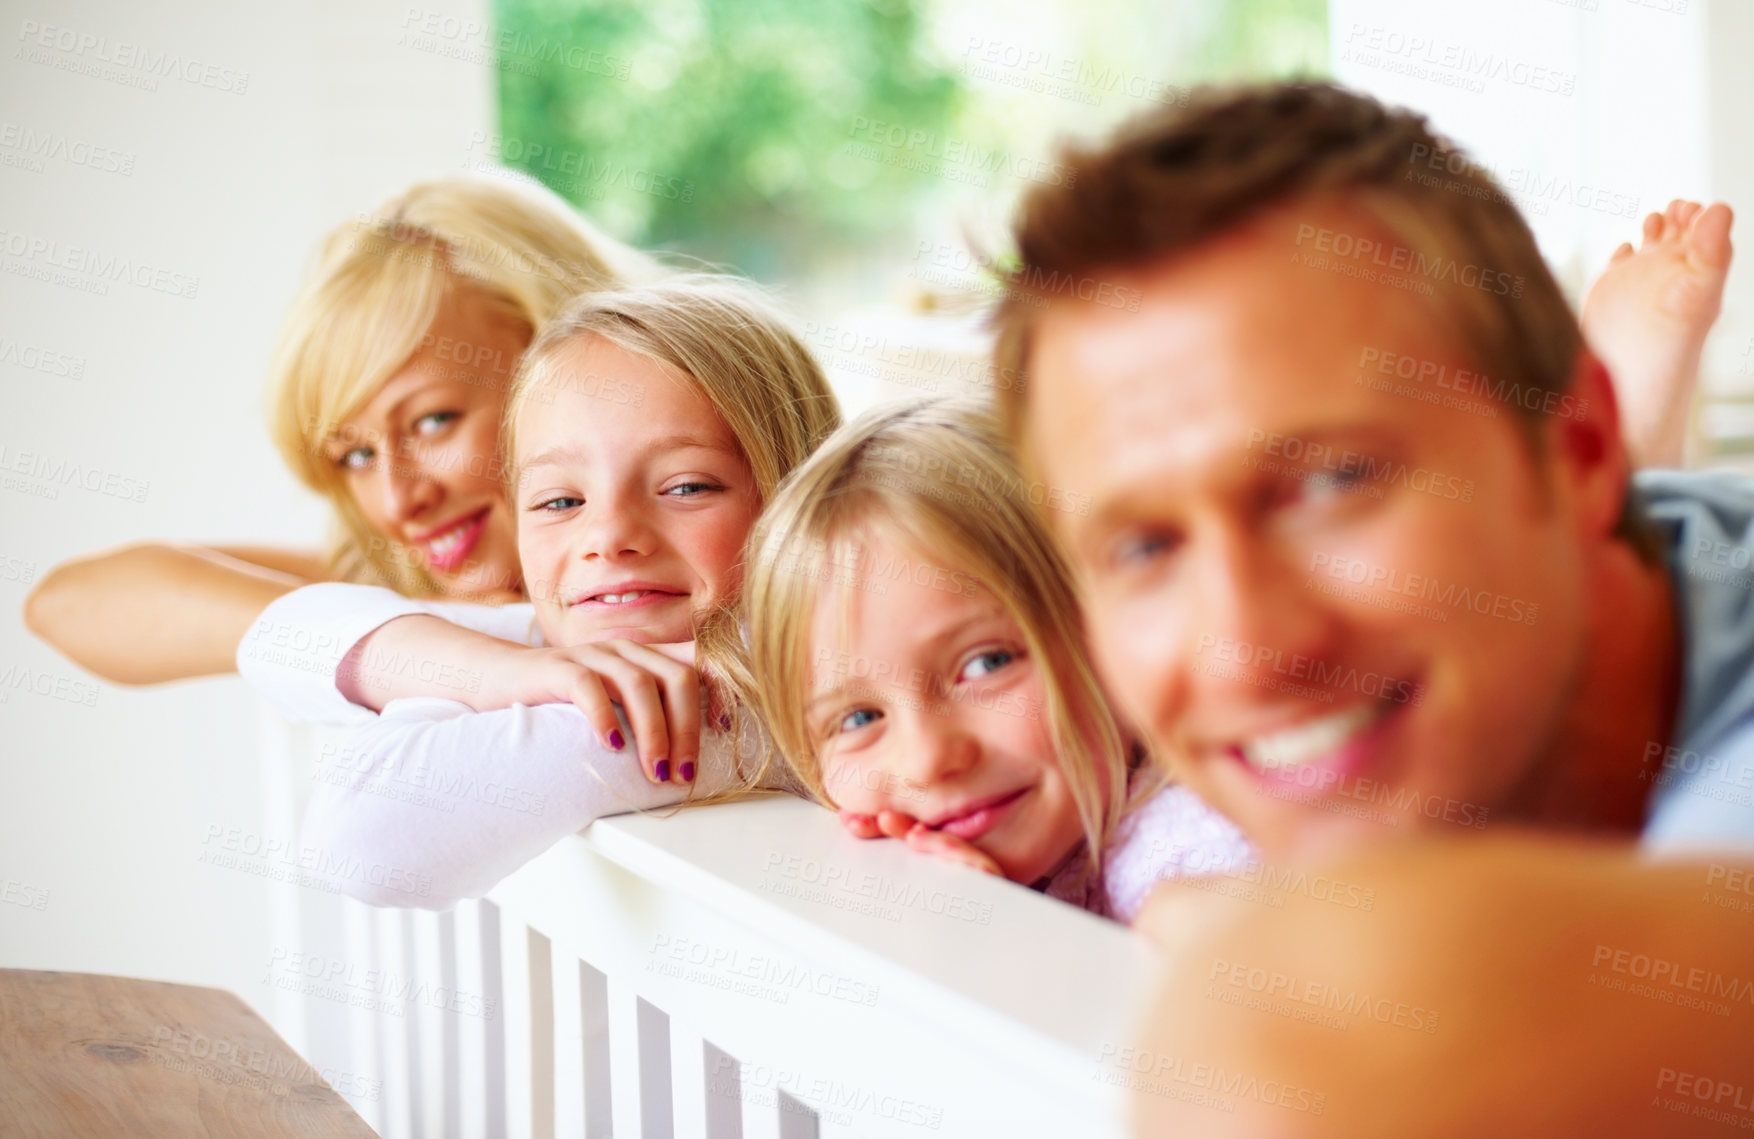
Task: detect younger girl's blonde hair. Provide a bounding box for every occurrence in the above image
[707,397,1143,879]
[503,274,843,506]
[268,170,656,595]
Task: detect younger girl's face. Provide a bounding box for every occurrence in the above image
[805,528,1087,884]
[515,334,763,647]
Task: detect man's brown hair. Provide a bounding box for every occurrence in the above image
[993,80,1654,554]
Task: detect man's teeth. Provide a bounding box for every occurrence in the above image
[1241,704,1378,771]
[596,590,654,605]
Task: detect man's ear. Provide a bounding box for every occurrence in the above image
[1548,349,1631,542]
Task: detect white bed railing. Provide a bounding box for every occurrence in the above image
[281,791,1156,1138]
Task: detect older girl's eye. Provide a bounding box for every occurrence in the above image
[837,707,881,734]
[414,411,460,435]
[533,496,584,512]
[958,648,1016,682]
[664,480,722,498]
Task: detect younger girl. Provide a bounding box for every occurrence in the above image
[714,397,1251,920]
[244,275,839,904]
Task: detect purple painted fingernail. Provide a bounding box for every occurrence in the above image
[717,712,732,731]
[656,759,671,782]
[608,729,624,750]
[680,761,696,782]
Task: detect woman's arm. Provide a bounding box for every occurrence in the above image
[300,698,751,908]
[24,543,328,684]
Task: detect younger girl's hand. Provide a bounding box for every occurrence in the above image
[838,808,1001,876]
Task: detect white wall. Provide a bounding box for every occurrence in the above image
[0,0,490,1052]
[1329,0,1754,460]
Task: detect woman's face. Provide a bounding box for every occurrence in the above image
[514,334,764,647]
[327,286,529,599]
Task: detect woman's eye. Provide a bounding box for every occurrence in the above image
[836,707,882,734]
[533,495,584,512]
[959,648,1016,682]
[337,447,374,471]
[414,411,460,436]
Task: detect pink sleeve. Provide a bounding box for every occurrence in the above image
[1099,784,1255,925]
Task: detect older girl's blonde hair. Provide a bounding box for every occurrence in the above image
[503,274,842,506]
[267,170,655,595]
[706,397,1141,879]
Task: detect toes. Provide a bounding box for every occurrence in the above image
[1689,201,1735,267]
[1642,211,1666,246]
[1609,241,1635,264]
[1665,199,1688,234]
[1676,201,1704,230]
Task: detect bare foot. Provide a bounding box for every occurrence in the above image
[1581,199,1734,467]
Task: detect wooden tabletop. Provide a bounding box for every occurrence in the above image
[0,969,377,1138]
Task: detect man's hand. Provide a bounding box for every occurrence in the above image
[1129,835,1754,1138]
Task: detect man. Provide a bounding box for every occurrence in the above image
[995,83,1754,1134]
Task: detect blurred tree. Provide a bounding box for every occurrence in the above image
[493,0,964,279]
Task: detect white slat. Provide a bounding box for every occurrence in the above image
[701,1040,742,1139]
[666,1019,709,1138]
[551,943,586,1139]
[580,960,613,1138]
[498,906,534,1139]
[373,906,414,1139]
[452,901,490,1139]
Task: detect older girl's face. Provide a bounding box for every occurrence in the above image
[327,285,528,599]
[513,334,764,647]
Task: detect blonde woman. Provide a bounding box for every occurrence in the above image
[238,276,839,905]
[25,172,652,684]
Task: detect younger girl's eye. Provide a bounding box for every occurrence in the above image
[414,411,460,435]
[532,495,584,512]
[836,707,882,734]
[958,648,1016,682]
[664,480,721,498]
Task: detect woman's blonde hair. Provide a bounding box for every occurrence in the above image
[706,397,1142,879]
[503,274,843,506]
[268,170,656,595]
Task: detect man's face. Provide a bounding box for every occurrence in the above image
[1028,203,1595,860]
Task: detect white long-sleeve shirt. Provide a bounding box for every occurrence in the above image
[238,583,767,908]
